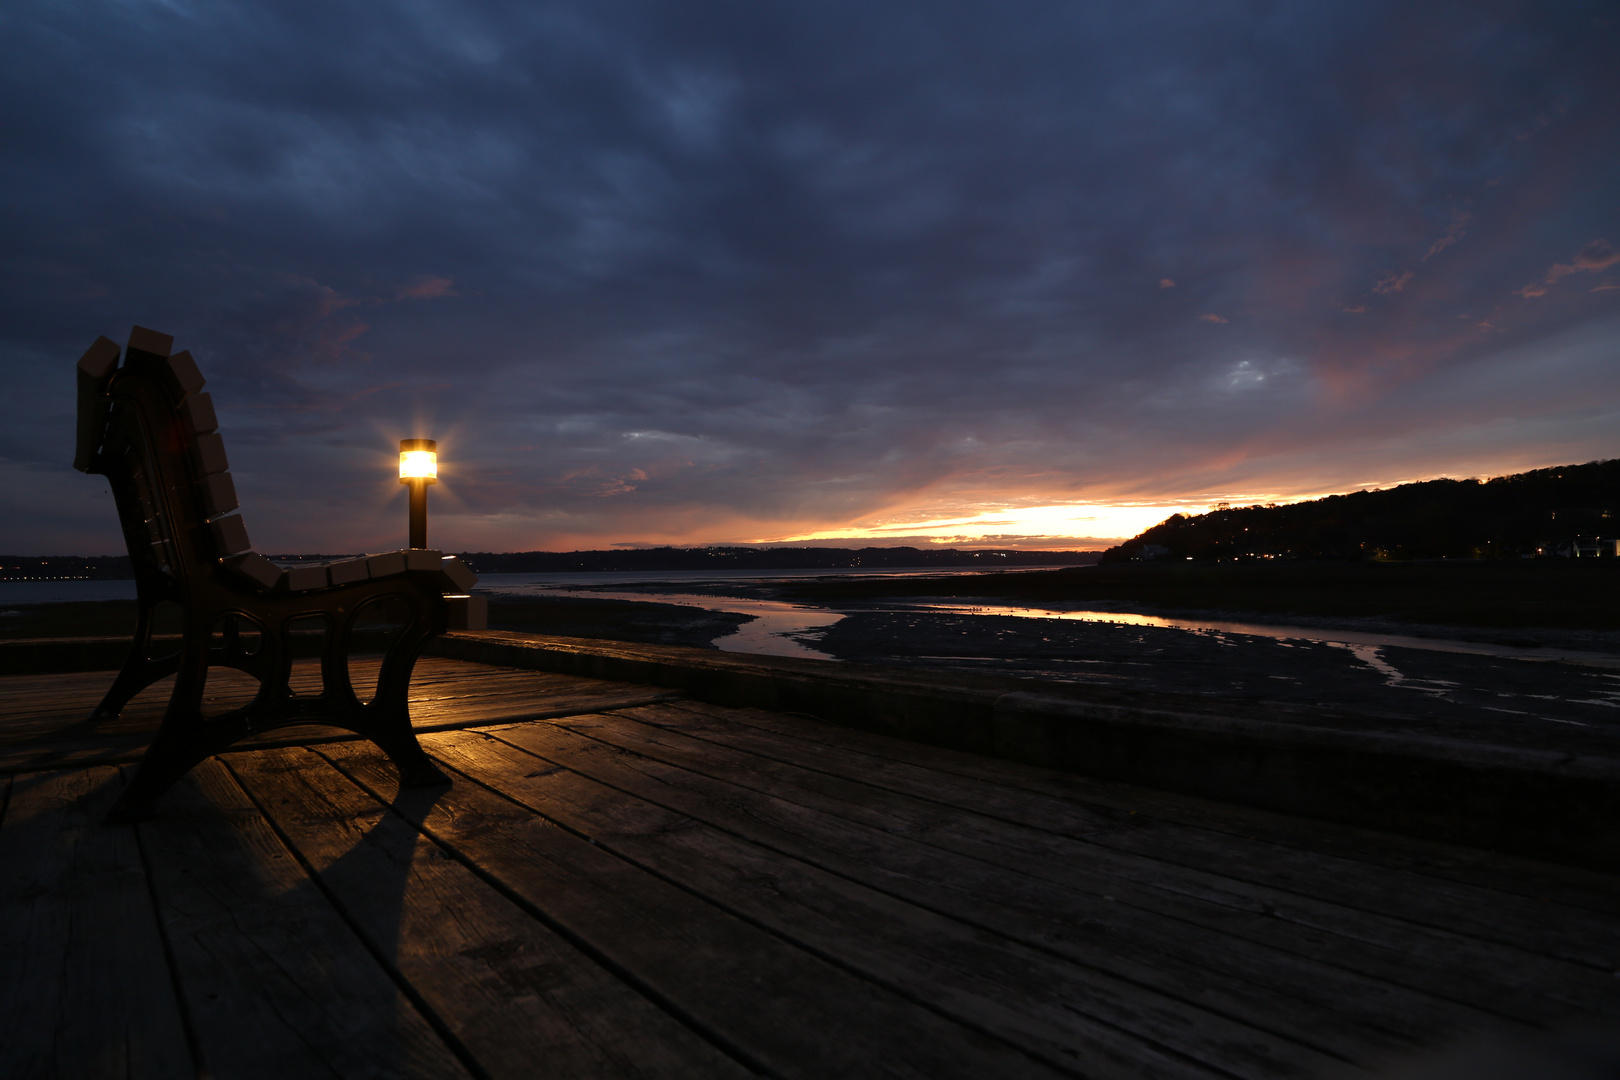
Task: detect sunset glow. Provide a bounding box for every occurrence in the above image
[1,4,1615,556]
[766,501,1223,548]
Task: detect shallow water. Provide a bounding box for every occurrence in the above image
[0,580,137,605]
[477,580,846,659]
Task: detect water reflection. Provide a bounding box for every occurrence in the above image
[546,590,845,660]
[479,572,1620,668]
[904,603,1620,665]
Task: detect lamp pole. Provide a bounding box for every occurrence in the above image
[399,438,437,549]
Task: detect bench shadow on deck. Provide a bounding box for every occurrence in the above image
[4,655,1620,1079]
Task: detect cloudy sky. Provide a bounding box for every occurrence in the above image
[3,1,1617,555]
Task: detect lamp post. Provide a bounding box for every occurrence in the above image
[399,439,437,549]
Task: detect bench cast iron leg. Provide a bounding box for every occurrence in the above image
[103,644,221,823]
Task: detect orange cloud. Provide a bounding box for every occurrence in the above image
[1372,270,1412,294]
[1546,239,1619,282]
[1520,239,1619,298]
[397,276,457,300]
[1159,278,1176,288]
[1423,210,1472,260]
[1198,312,1227,324]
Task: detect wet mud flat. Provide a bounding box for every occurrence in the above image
[775,559,1620,633]
[805,610,1620,754]
[486,594,751,649]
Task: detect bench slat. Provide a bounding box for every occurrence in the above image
[199,471,239,520]
[180,392,218,435]
[193,432,229,476]
[210,515,252,557]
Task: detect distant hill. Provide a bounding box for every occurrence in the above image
[1101,460,1620,563]
[458,546,1101,574]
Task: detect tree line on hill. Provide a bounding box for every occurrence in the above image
[1101,459,1620,563]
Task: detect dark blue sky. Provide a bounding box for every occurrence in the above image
[3,1,1617,553]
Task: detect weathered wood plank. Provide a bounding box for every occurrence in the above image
[0,660,681,774]
[0,672,170,731]
[0,738,153,773]
[315,738,1074,1080]
[635,701,1620,943]
[487,714,1595,1037]
[418,728,1346,1078]
[223,745,756,1080]
[0,658,654,721]
[0,766,194,1079]
[673,699,1620,916]
[136,758,472,1079]
[0,661,676,729]
[557,709,1620,1029]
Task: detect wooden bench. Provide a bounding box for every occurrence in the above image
[74,326,486,822]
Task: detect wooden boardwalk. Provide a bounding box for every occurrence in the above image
[3,657,1619,1078]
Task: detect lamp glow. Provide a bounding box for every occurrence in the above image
[399,442,438,481]
[399,438,437,548]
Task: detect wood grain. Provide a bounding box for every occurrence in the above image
[0,766,193,1079]
[0,658,680,774]
[317,736,1073,1080]
[533,707,1620,1025]
[480,718,1479,1058]
[136,758,471,1079]
[669,699,1620,916]
[223,744,755,1080]
[421,727,1337,1078]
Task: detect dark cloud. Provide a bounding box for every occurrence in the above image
[2,0,1617,552]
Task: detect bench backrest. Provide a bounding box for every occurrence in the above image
[75,327,483,610]
[76,328,252,592]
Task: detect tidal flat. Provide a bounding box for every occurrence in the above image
[772,558,1620,632]
[572,560,1620,744]
[805,609,1620,750]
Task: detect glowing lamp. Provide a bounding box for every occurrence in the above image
[399,438,437,548]
[399,440,438,481]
